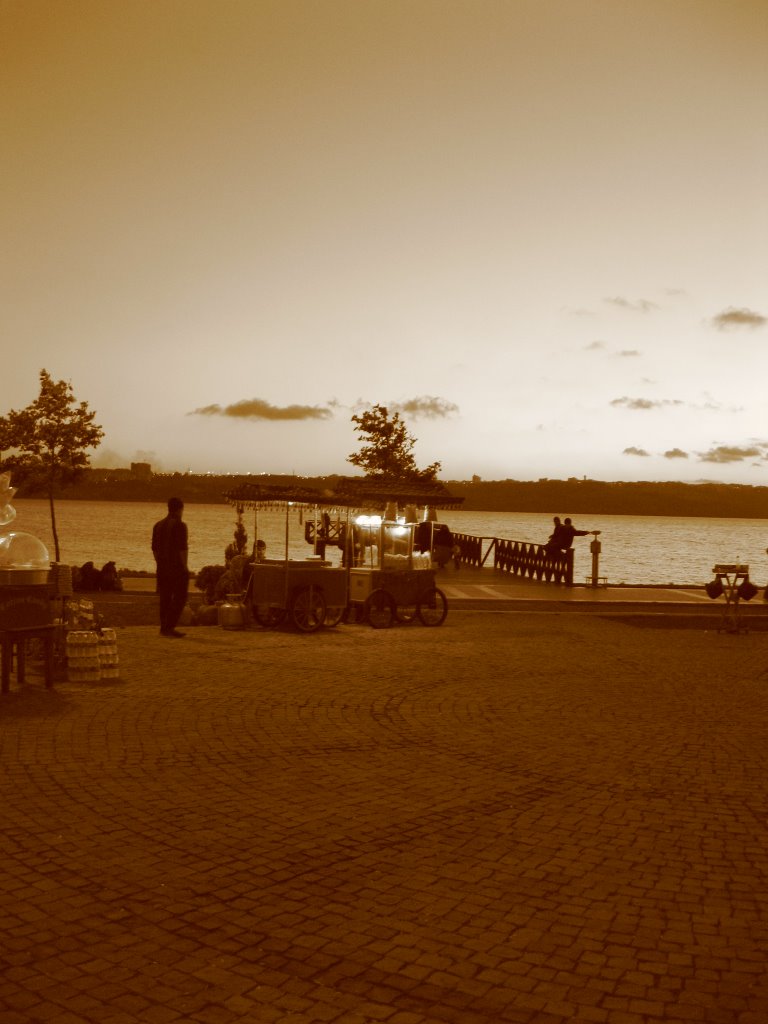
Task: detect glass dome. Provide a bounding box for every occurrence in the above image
[0,531,50,569]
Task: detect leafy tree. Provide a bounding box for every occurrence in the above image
[0,417,12,471]
[3,370,104,561]
[348,404,440,480]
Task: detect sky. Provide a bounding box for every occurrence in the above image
[2,0,767,484]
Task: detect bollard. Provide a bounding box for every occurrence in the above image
[589,531,602,588]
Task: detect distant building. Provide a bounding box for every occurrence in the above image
[130,462,152,478]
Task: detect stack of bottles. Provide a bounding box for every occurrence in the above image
[66,631,101,682]
[66,629,120,681]
[98,629,120,679]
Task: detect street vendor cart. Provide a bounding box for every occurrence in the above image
[345,516,447,628]
[249,558,347,631]
[224,477,462,632]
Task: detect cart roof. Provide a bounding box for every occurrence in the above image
[224,476,463,512]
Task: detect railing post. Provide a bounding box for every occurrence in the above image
[565,549,574,586]
[481,538,496,567]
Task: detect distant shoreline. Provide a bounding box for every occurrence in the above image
[11,470,768,520]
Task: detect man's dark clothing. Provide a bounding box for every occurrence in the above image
[559,522,588,549]
[152,513,188,635]
[546,521,566,553]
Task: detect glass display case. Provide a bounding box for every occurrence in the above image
[0,531,51,585]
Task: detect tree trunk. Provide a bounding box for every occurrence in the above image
[48,487,61,562]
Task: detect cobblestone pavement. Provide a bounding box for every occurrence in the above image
[2,612,768,1024]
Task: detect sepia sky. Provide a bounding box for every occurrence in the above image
[1,0,766,483]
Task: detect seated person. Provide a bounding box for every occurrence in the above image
[100,560,122,591]
[432,524,453,568]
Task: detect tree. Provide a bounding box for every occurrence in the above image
[348,404,441,480]
[3,370,104,561]
[0,416,10,460]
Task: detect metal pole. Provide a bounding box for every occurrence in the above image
[590,531,602,588]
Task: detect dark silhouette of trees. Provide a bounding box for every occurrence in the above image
[8,467,768,520]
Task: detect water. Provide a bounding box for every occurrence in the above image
[8,499,768,586]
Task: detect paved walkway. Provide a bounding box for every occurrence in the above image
[123,564,761,613]
[434,564,709,607]
[416,564,768,629]
[2,611,768,1024]
[122,567,712,606]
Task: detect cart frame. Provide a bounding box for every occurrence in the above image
[225,478,462,632]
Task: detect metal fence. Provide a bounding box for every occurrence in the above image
[452,533,574,586]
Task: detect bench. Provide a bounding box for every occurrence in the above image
[585,575,609,588]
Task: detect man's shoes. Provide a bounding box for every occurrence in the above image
[160,629,186,638]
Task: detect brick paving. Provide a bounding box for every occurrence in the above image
[2,612,768,1023]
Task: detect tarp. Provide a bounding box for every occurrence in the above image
[224,476,463,512]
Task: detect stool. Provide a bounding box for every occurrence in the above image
[0,625,56,693]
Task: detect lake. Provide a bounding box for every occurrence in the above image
[7,498,768,587]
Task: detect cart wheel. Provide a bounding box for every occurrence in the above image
[291,586,327,632]
[324,605,345,628]
[254,605,287,628]
[395,601,417,624]
[365,589,395,629]
[417,587,448,626]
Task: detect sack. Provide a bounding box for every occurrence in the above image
[705,577,723,599]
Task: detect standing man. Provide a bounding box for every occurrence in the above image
[152,497,189,638]
[545,516,565,553]
[560,517,590,549]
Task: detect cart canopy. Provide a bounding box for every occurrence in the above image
[224,476,463,513]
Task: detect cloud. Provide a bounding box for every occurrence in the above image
[391,396,459,419]
[189,398,333,421]
[710,307,766,330]
[663,448,689,459]
[585,341,641,357]
[352,396,459,420]
[610,397,683,410]
[604,297,659,313]
[697,444,766,464]
[623,446,650,457]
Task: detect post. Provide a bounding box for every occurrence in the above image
[590,531,602,588]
